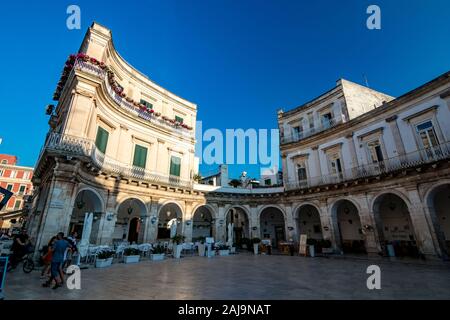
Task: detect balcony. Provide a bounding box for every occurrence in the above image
[285,141,450,191]
[281,116,343,144]
[73,59,194,139]
[40,132,192,188]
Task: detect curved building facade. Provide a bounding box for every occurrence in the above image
[28,23,450,260]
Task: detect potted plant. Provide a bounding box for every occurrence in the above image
[95,249,115,268]
[216,244,230,256]
[252,238,261,255]
[150,244,166,261]
[171,235,185,259]
[123,248,141,264]
[307,239,317,257]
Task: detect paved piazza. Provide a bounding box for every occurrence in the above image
[4,254,450,300]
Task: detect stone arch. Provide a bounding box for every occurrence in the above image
[257,204,287,221]
[296,203,324,241]
[157,201,184,240]
[225,205,251,246]
[69,188,105,245]
[330,198,366,254]
[192,204,216,240]
[259,205,286,248]
[292,201,322,219]
[115,197,147,244]
[372,192,419,258]
[115,195,148,213]
[369,189,413,214]
[424,182,450,259]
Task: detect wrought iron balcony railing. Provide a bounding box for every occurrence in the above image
[281,116,343,144]
[41,132,192,188]
[285,141,450,190]
[73,59,194,139]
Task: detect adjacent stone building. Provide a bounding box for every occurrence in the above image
[27,23,450,260]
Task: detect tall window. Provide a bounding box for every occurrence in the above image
[140,99,153,110]
[19,185,26,195]
[14,200,21,210]
[133,145,148,169]
[95,127,109,154]
[321,113,333,129]
[0,169,3,177]
[297,163,307,181]
[10,170,17,178]
[169,156,181,177]
[416,121,439,149]
[328,154,342,175]
[6,184,13,191]
[293,126,302,139]
[175,116,184,124]
[367,140,384,163]
[308,113,314,130]
[416,120,441,158]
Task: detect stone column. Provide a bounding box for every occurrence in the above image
[318,201,334,246]
[385,115,406,159]
[406,187,439,259]
[311,145,322,178]
[354,194,380,257]
[345,132,358,170]
[281,154,288,186]
[183,201,194,242]
[143,199,160,243]
[34,177,77,259]
[249,205,259,239]
[216,205,227,242]
[284,204,296,242]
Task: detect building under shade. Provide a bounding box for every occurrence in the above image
[27,22,450,260]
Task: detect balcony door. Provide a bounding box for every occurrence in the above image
[416,121,441,160]
[328,153,343,183]
[366,140,385,173]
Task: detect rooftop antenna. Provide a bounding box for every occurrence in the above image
[363,74,370,88]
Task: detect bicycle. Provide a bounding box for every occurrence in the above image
[6,252,35,274]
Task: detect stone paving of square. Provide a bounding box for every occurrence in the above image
[4,253,450,300]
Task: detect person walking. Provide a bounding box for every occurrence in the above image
[42,232,70,290]
[40,236,56,279]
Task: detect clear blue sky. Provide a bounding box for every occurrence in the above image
[0,1,449,179]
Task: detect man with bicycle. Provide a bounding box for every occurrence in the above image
[10,229,31,269]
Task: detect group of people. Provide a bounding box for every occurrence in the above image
[40,231,79,290]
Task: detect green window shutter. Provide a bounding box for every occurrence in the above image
[170,156,181,176]
[140,99,153,109]
[133,145,148,169]
[175,116,183,124]
[95,127,109,154]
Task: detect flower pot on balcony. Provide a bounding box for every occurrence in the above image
[95,257,113,268]
[150,253,165,261]
[124,255,140,264]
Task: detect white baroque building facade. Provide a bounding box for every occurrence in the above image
[28,23,450,261]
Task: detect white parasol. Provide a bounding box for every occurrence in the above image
[78,212,93,257]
